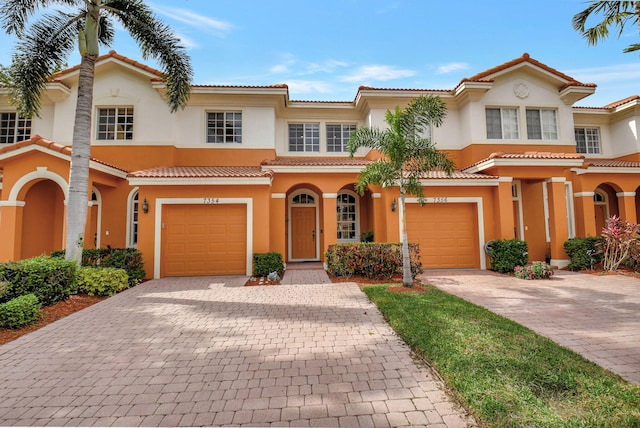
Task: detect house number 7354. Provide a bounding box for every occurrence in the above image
[203,198,220,204]
[429,197,448,203]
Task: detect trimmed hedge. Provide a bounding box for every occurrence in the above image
[325,242,422,279]
[0,256,77,306]
[488,239,528,274]
[253,252,285,277]
[564,237,603,271]
[52,248,144,286]
[0,294,41,329]
[76,267,130,296]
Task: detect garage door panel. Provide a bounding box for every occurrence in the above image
[407,203,479,269]
[162,204,247,276]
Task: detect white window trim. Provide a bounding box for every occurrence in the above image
[205,110,243,144]
[336,189,360,243]
[96,106,134,141]
[574,126,601,155]
[126,187,139,248]
[486,107,519,140]
[526,108,558,141]
[326,123,357,153]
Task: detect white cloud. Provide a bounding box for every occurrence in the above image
[269,55,349,77]
[436,62,470,74]
[175,32,198,49]
[339,65,416,83]
[568,63,640,83]
[150,3,233,36]
[286,80,333,94]
[270,64,289,73]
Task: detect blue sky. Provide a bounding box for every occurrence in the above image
[1,0,639,106]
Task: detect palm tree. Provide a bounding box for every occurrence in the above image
[347,95,454,287]
[572,1,640,53]
[1,0,193,265]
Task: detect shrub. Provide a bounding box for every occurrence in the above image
[52,248,145,286]
[488,239,528,274]
[600,216,640,271]
[564,237,603,271]
[253,252,285,277]
[514,261,554,280]
[0,294,41,329]
[76,267,129,296]
[325,242,422,279]
[0,256,77,305]
[360,230,374,242]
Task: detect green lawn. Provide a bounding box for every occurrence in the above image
[363,284,640,427]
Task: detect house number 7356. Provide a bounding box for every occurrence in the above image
[203,198,220,204]
[430,197,448,203]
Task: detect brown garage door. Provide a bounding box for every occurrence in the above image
[406,203,479,268]
[162,204,247,276]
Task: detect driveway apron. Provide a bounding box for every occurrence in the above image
[422,269,640,384]
[0,276,474,427]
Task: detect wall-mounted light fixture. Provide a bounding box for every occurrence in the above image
[142,197,149,214]
[391,198,397,212]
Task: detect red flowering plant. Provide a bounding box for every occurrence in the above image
[599,216,640,271]
[514,261,554,280]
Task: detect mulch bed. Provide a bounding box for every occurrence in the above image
[0,294,106,346]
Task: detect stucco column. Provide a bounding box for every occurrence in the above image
[269,193,287,260]
[322,193,337,261]
[546,178,569,268]
[370,193,387,242]
[495,177,515,239]
[0,202,25,261]
[617,192,637,224]
[573,192,597,237]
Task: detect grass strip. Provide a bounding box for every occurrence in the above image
[363,284,640,427]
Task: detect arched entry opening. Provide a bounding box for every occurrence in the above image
[288,188,320,261]
[20,180,65,259]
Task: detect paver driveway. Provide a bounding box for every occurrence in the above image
[0,276,474,427]
[422,269,640,384]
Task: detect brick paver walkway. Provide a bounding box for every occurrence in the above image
[421,269,640,384]
[0,276,474,427]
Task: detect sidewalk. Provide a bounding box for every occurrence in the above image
[422,269,640,384]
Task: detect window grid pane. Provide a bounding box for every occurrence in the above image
[207,112,242,144]
[97,107,134,140]
[0,112,31,144]
[575,127,600,154]
[289,123,319,152]
[327,124,356,152]
[336,193,357,241]
[527,109,557,140]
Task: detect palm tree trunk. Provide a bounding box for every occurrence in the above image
[65,53,96,265]
[400,189,413,287]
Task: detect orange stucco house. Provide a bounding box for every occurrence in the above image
[1,52,639,278]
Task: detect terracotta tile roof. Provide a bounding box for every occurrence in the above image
[357,86,450,93]
[261,157,373,167]
[52,50,163,79]
[418,170,498,179]
[0,135,127,172]
[463,151,585,170]
[464,53,595,89]
[128,166,273,179]
[190,83,289,89]
[602,95,640,109]
[585,159,640,168]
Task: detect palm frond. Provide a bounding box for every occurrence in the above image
[354,159,398,195]
[572,1,639,48]
[9,10,79,116]
[0,0,79,36]
[346,126,386,155]
[104,0,192,112]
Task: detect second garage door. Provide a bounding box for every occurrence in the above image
[162,204,247,276]
[406,203,479,268]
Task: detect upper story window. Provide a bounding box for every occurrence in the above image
[0,112,31,144]
[326,123,356,152]
[526,108,557,140]
[289,123,319,152]
[207,111,242,144]
[486,107,519,139]
[97,107,133,140]
[575,127,600,155]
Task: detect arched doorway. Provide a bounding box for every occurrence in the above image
[288,189,320,261]
[20,180,65,259]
